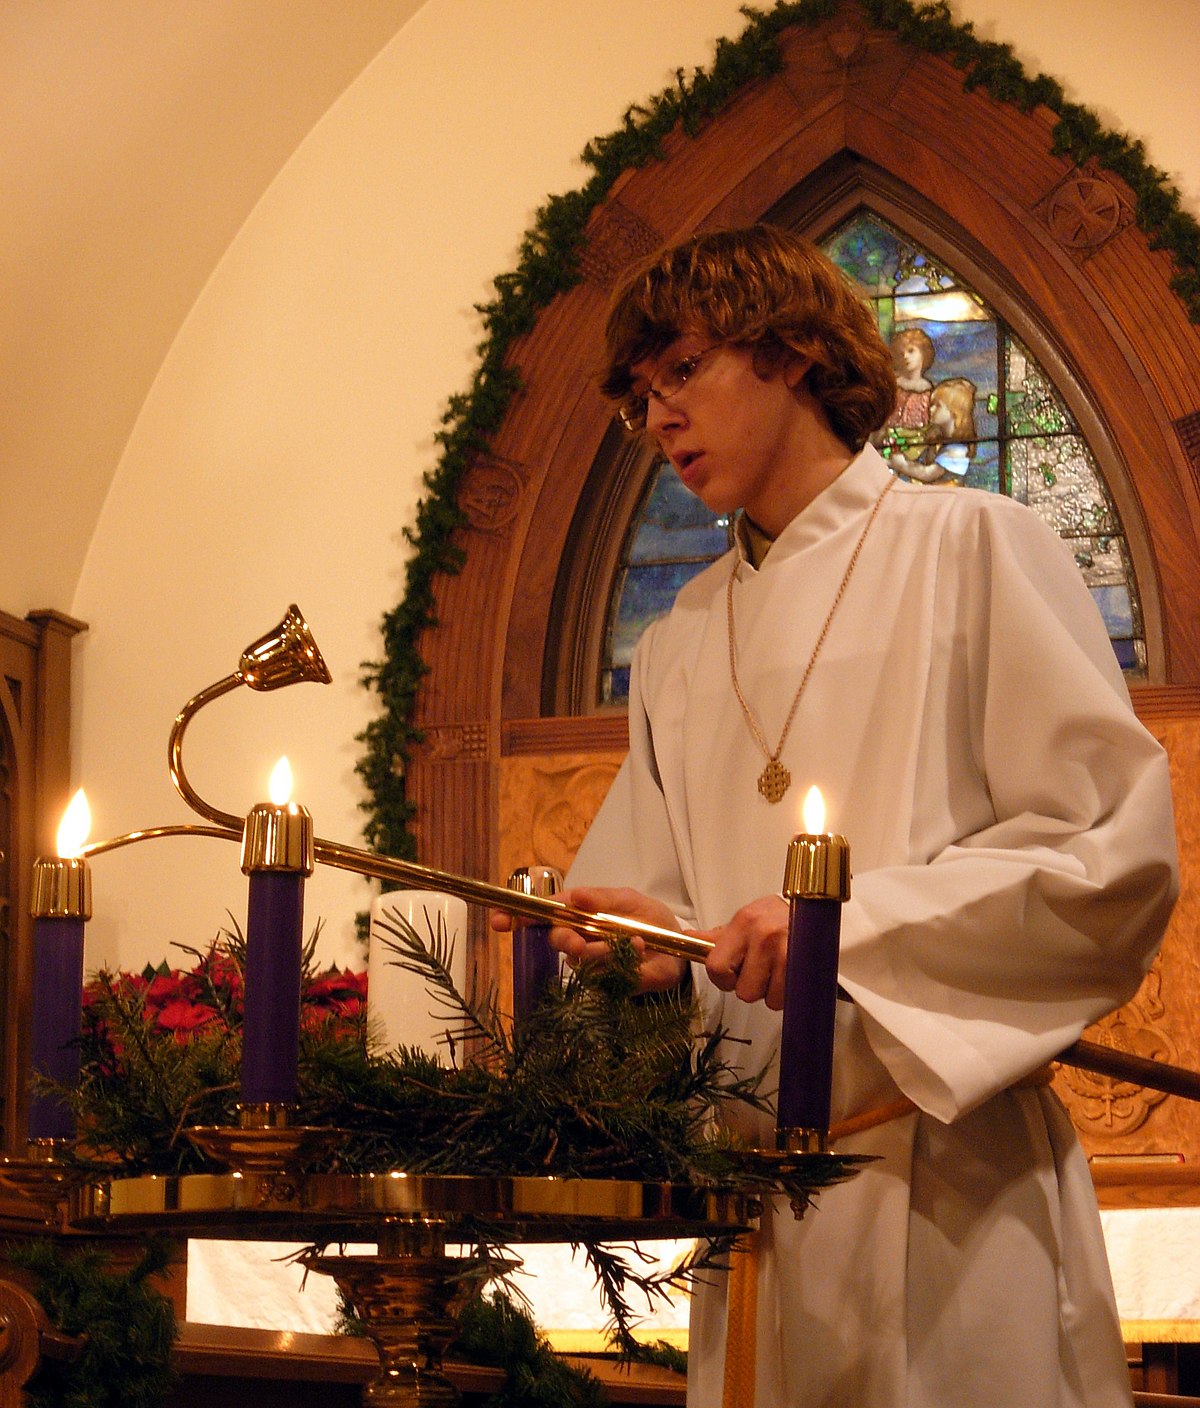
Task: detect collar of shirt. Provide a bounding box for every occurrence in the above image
[734,512,776,569]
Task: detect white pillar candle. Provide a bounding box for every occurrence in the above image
[368,890,469,1057]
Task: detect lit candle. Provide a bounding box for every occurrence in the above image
[240,757,313,1106]
[776,785,851,1152]
[507,865,564,1026]
[29,790,93,1141]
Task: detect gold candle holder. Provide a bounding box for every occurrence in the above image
[31,855,93,921]
[781,832,851,903]
[186,1103,343,1177]
[241,801,315,874]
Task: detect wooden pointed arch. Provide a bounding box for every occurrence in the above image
[405,6,1200,1012]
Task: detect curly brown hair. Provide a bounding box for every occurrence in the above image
[601,225,897,452]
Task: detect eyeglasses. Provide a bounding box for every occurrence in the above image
[617,346,720,432]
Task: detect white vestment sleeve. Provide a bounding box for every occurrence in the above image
[840,496,1178,1121]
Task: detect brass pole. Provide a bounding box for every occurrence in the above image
[312,834,712,962]
[314,834,1200,1104]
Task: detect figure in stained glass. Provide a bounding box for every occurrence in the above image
[890,376,978,485]
[884,328,936,430]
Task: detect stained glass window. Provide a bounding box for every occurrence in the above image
[599,213,1144,703]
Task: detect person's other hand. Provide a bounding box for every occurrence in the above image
[698,894,790,1009]
[491,886,689,993]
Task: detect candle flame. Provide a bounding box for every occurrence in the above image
[802,785,826,836]
[268,756,293,806]
[56,789,91,857]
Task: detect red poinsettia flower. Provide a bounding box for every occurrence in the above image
[154,999,222,1038]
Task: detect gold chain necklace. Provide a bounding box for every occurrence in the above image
[727,477,895,803]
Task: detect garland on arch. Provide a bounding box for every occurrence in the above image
[356,0,1200,864]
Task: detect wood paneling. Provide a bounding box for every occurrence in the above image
[0,608,86,1152]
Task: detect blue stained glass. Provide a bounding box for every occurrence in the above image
[1110,639,1142,672]
[601,666,631,705]
[1090,583,1134,638]
[822,215,907,294]
[629,462,732,563]
[608,560,716,669]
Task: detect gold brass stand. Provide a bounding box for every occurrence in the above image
[65,1166,772,1407]
[304,1225,494,1408]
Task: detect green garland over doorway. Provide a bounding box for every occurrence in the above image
[356,0,1200,864]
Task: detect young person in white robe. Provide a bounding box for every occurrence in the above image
[500,226,1180,1407]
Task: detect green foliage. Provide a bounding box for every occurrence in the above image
[55,914,865,1387]
[4,1238,178,1408]
[63,922,364,1175]
[62,913,774,1188]
[456,1291,608,1408]
[301,911,770,1183]
[356,0,1200,866]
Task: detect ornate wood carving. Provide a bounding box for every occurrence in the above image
[498,753,622,883]
[579,202,663,290]
[1035,164,1134,259]
[459,456,527,535]
[1053,710,1200,1168]
[1056,967,1175,1138]
[417,722,489,763]
[0,1277,52,1407]
[1175,409,1200,496]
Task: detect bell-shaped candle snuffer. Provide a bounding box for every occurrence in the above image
[240,757,314,1107]
[29,790,93,1141]
[776,785,851,1154]
[507,865,565,1026]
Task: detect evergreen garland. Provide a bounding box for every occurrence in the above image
[3,1238,178,1408]
[45,916,871,1402]
[356,0,1200,865]
[60,915,836,1198]
[455,1291,609,1408]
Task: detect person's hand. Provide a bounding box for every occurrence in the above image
[697,894,790,1010]
[491,887,688,993]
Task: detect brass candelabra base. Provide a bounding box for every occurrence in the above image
[305,1224,496,1408]
[185,1104,343,1176]
[0,1141,88,1222]
[66,1160,861,1406]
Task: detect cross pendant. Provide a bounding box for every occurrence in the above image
[757,759,791,804]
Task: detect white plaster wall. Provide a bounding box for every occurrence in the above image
[70,0,1200,977]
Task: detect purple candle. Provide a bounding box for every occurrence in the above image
[239,759,313,1106]
[507,865,564,1026]
[30,911,87,1140]
[29,792,93,1141]
[776,787,851,1152]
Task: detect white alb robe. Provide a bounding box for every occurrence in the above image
[568,447,1178,1408]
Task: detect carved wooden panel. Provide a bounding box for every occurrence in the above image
[497,753,622,884]
[1056,710,1200,1166]
[493,749,622,1014]
[1033,164,1135,260]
